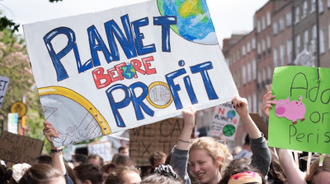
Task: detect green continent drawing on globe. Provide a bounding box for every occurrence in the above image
[157,0,217,45]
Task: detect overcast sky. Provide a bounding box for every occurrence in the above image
[0,0,268,48]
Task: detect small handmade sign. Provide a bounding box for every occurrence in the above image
[209,102,239,140]
[0,75,9,109]
[23,0,237,147]
[269,66,330,154]
[88,141,112,162]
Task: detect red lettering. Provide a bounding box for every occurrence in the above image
[92,67,111,89]
[107,68,119,83]
[115,63,126,80]
[131,59,146,75]
[218,107,225,115]
[142,56,156,75]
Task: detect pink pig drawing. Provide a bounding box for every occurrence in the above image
[273,95,306,125]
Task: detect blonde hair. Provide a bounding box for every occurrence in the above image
[305,156,330,183]
[189,137,230,172]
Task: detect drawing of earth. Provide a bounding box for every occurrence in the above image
[157,0,217,44]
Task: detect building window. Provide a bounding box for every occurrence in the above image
[319,0,324,13]
[268,66,272,83]
[311,0,316,13]
[273,22,278,35]
[253,59,257,80]
[328,24,330,50]
[287,40,292,64]
[242,65,246,85]
[258,71,262,84]
[247,62,251,82]
[286,12,292,27]
[280,44,285,66]
[328,0,330,8]
[262,15,266,30]
[295,7,300,24]
[279,18,285,32]
[237,69,241,88]
[320,28,325,54]
[247,42,251,53]
[273,48,278,67]
[257,20,261,33]
[248,95,252,112]
[303,1,308,18]
[253,92,257,113]
[242,45,246,56]
[252,38,256,50]
[267,35,271,54]
[257,42,261,60]
[262,39,266,57]
[263,68,266,88]
[267,11,271,26]
[312,24,317,51]
[296,35,301,55]
[226,58,229,65]
[304,30,309,50]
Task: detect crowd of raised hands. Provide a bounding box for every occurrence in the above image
[0,93,329,184]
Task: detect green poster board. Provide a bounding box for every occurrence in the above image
[269,66,330,154]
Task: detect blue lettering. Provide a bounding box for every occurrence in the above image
[129,82,154,120]
[190,61,218,100]
[153,16,177,52]
[165,68,187,110]
[87,25,114,65]
[132,17,156,55]
[43,27,92,81]
[104,14,137,61]
[184,76,198,104]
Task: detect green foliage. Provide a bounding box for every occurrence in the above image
[0,17,19,33]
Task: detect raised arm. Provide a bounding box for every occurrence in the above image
[170,106,195,184]
[259,91,276,120]
[232,96,271,177]
[43,121,66,175]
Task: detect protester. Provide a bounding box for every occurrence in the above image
[102,163,117,182]
[105,166,141,184]
[14,164,65,184]
[33,155,52,165]
[149,151,167,171]
[74,163,103,184]
[170,96,271,184]
[218,158,266,184]
[260,91,330,184]
[43,121,74,184]
[267,148,288,184]
[118,146,129,156]
[141,165,183,184]
[72,154,88,167]
[86,154,104,167]
[233,135,252,159]
[0,165,12,184]
[116,154,134,167]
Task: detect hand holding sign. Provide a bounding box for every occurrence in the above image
[43,121,59,149]
[260,91,276,120]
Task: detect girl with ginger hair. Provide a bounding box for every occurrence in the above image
[170,96,271,184]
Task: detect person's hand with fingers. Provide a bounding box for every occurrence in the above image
[182,106,196,130]
[260,91,276,120]
[43,121,59,149]
[232,96,249,118]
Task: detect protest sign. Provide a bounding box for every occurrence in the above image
[7,113,19,134]
[88,141,112,162]
[0,75,9,109]
[0,131,43,164]
[209,102,239,140]
[129,118,183,166]
[269,66,330,154]
[23,0,238,147]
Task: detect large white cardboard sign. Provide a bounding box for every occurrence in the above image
[23,0,238,147]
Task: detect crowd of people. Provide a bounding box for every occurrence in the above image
[0,94,329,184]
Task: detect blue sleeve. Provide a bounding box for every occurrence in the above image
[64,170,74,184]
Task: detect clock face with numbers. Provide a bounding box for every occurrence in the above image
[146,81,173,109]
[38,86,111,146]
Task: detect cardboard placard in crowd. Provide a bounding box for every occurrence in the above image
[88,141,112,162]
[0,131,43,165]
[129,118,183,166]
